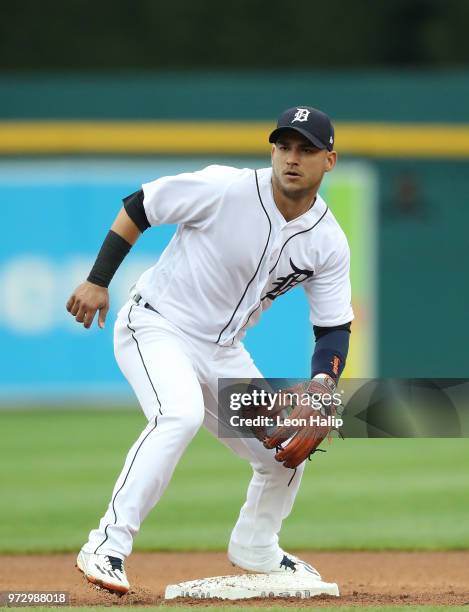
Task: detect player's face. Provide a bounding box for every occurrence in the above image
[271,131,336,199]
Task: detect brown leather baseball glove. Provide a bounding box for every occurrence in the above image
[262,376,341,469]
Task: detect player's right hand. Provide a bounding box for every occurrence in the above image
[66,281,110,329]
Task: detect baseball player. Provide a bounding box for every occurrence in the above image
[66,106,353,595]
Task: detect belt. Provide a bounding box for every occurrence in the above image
[133,294,159,314]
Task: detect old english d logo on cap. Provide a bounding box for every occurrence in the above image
[292,108,311,123]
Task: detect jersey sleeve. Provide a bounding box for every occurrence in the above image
[304,232,354,327]
[141,165,238,228]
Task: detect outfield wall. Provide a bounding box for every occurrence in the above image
[1,71,469,122]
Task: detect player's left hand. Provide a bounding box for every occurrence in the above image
[262,376,340,469]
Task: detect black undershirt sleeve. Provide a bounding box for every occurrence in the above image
[313,322,352,340]
[123,189,150,233]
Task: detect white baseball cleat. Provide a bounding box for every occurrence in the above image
[229,548,322,579]
[76,550,129,595]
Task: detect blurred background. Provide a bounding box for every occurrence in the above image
[2,0,469,397]
[0,0,468,554]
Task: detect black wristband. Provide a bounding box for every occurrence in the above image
[87,230,132,288]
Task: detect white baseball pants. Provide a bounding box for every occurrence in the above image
[83,299,304,567]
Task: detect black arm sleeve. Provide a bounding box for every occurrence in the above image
[311,322,352,382]
[123,189,150,233]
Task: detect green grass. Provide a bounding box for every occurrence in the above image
[0,409,468,553]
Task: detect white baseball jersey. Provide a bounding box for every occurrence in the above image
[135,165,353,346]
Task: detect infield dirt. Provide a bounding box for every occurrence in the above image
[0,552,468,607]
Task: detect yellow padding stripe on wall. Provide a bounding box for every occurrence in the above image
[1,121,469,157]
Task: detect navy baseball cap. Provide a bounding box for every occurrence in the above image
[269,106,335,151]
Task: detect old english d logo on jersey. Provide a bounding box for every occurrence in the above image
[292,108,310,123]
[264,259,314,301]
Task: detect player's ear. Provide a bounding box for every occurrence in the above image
[325,151,337,172]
